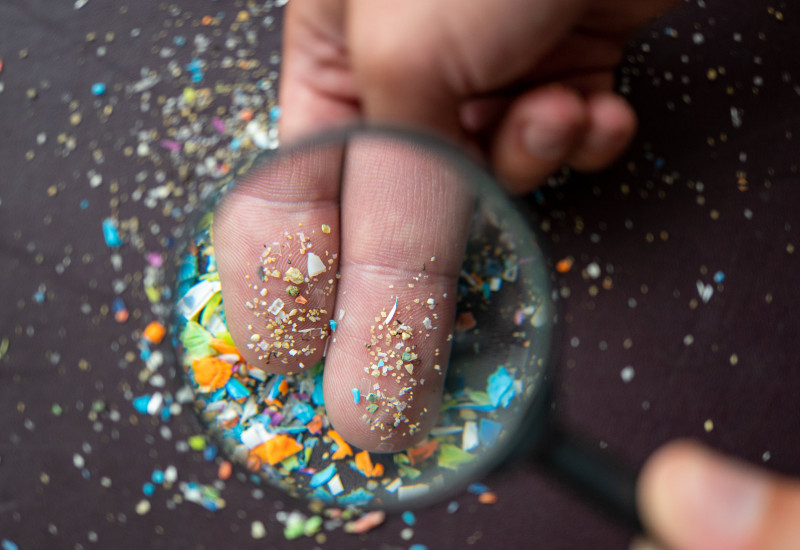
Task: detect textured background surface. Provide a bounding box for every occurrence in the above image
[2,0,799,548]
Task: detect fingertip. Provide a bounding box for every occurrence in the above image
[491,85,588,194]
[567,92,637,172]
[638,440,772,550]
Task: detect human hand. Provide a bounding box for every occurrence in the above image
[214,0,679,454]
[637,440,800,550]
[279,0,678,192]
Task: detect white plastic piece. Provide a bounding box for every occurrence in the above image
[307,252,326,278]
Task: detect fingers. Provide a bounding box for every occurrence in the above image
[490,85,588,192]
[638,440,800,550]
[278,0,358,142]
[489,84,637,193]
[321,135,473,452]
[213,146,343,374]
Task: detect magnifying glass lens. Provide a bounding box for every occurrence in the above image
[172,127,554,509]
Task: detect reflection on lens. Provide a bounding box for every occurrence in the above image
[172,128,553,510]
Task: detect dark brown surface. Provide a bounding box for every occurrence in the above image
[2,0,799,549]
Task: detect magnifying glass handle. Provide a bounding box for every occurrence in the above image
[537,426,642,532]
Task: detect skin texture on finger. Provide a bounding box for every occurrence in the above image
[322,135,473,452]
[213,146,343,374]
[638,440,800,550]
[279,0,358,142]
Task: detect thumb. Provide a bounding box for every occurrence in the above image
[637,440,800,550]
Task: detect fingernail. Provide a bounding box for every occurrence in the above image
[521,122,570,160]
[686,451,768,541]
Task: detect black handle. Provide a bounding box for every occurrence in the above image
[535,425,642,532]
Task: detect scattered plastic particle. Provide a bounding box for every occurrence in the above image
[487,366,515,408]
[401,510,416,526]
[188,434,207,451]
[384,297,398,326]
[409,545,429,550]
[478,492,498,504]
[310,463,337,488]
[307,252,326,277]
[217,460,232,480]
[704,419,714,432]
[102,218,122,247]
[437,444,474,470]
[1,540,19,550]
[251,520,267,539]
[354,450,384,478]
[467,482,488,495]
[620,366,635,383]
[191,357,232,389]
[344,510,385,534]
[91,82,106,95]
[447,501,460,514]
[143,321,167,344]
[555,257,574,273]
[351,388,360,404]
[135,499,151,515]
[455,311,477,331]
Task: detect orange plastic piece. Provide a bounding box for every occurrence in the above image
[239,108,254,121]
[114,309,129,323]
[252,434,303,465]
[191,357,232,389]
[209,338,240,357]
[327,430,353,460]
[295,295,308,305]
[407,440,438,466]
[555,257,574,273]
[343,510,386,534]
[455,312,477,332]
[478,492,498,504]
[143,321,167,344]
[278,378,289,395]
[218,460,232,480]
[354,450,384,478]
[201,15,213,25]
[306,414,323,435]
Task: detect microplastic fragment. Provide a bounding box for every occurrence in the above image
[267,298,284,315]
[437,444,475,470]
[309,463,337,488]
[479,419,503,446]
[307,252,326,277]
[462,421,479,451]
[327,474,344,496]
[102,218,122,247]
[487,366,515,408]
[384,297,398,325]
[352,388,361,404]
[620,366,635,383]
[251,520,267,539]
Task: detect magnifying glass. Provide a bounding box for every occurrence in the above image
[171,126,640,528]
